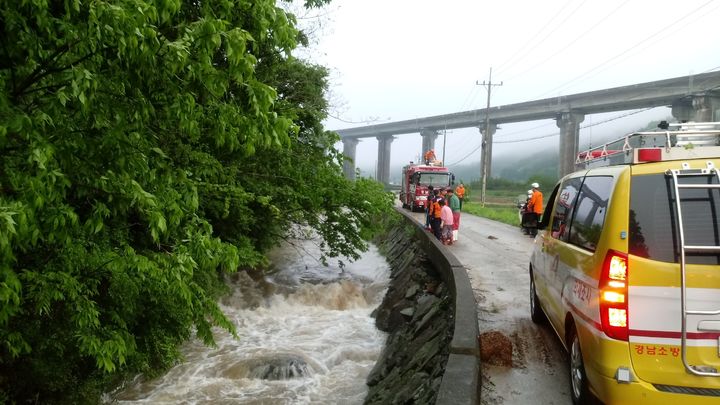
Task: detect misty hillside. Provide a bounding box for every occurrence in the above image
[448,118,670,184]
[360,118,670,185]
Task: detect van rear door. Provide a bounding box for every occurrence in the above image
[627,162,720,391]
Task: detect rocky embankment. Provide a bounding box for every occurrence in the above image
[365,221,454,404]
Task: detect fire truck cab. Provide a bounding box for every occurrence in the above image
[530,121,720,404]
[399,162,454,211]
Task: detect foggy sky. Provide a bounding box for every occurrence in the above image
[302,0,720,176]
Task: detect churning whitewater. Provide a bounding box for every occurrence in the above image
[109,241,389,404]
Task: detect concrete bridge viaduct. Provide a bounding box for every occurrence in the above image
[335,71,720,185]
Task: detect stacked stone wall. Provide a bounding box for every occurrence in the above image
[365,210,479,405]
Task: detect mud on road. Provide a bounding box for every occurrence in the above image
[409,210,573,404]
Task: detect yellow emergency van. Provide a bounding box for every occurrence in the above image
[529,121,720,404]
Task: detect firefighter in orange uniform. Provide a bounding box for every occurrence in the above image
[424,149,436,164]
[526,182,543,236]
[455,183,466,209]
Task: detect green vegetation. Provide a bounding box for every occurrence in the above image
[0,0,392,402]
[462,175,556,205]
[459,176,548,227]
[463,202,520,227]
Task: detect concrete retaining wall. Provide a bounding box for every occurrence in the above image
[365,208,480,404]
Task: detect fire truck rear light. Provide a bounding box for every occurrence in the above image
[602,291,625,303]
[637,148,662,162]
[607,280,625,289]
[608,308,627,327]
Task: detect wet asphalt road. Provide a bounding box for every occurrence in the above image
[407,209,573,404]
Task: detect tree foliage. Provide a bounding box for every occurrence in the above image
[0,0,392,401]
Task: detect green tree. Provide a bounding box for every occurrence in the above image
[0,0,391,402]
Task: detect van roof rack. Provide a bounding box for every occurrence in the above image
[576,122,720,168]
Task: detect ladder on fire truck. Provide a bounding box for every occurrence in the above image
[667,160,720,378]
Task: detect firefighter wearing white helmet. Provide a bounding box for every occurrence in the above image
[527,182,543,236]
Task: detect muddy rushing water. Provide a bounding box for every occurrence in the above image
[108,242,389,404]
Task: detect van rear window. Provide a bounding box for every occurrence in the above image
[629,173,720,264]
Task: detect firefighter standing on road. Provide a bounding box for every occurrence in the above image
[455,183,466,209]
[430,190,443,240]
[526,182,543,236]
[424,185,434,230]
[447,188,461,242]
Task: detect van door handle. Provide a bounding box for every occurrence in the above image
[698,320,720,331]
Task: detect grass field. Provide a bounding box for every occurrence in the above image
[462,201,520,227]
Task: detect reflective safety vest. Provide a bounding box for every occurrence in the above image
[433,199,443,218]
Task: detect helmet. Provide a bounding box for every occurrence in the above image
[527,190,533,197]
[531,182,540,188]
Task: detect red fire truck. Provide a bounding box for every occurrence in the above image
[399,162,454,211]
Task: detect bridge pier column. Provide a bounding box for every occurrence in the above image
[420,129,439,162]
[692,96,720,122]
[672,95,720,122]
[376,135,395,186]
[556,112,585,177]
[479,122,498,181]
[342,138,360,180]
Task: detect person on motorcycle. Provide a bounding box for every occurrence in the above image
[520,189,534,234]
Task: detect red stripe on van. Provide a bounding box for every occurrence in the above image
[565,300,603,331]
[629,329,720,340]
[565,300,720,340]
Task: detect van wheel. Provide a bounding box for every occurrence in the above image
[529,270,545,323]
[568,325,590,405]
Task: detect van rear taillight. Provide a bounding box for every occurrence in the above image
[599,250,628,341]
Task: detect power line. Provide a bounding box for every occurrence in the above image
[494,121,556,138]
[495,0,577,75]
[501,0,630,83]
[445,142,482,166]
[448,63,720,152]
[457,85,481,111]
[494,107,657,144]
[535,0,717,98]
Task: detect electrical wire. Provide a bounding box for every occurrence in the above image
[494,121,556,138]
[495,0,577,75]
[445,140,483,166]
[442,127,482,165]
[494,107,657,144]
[501,0,630,83]
[457,85,481,111]
[535,0,718,98]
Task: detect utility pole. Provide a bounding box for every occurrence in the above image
[441,125,447,165]
[476,67,503,206]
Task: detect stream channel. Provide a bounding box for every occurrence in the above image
[108,240,390,404]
